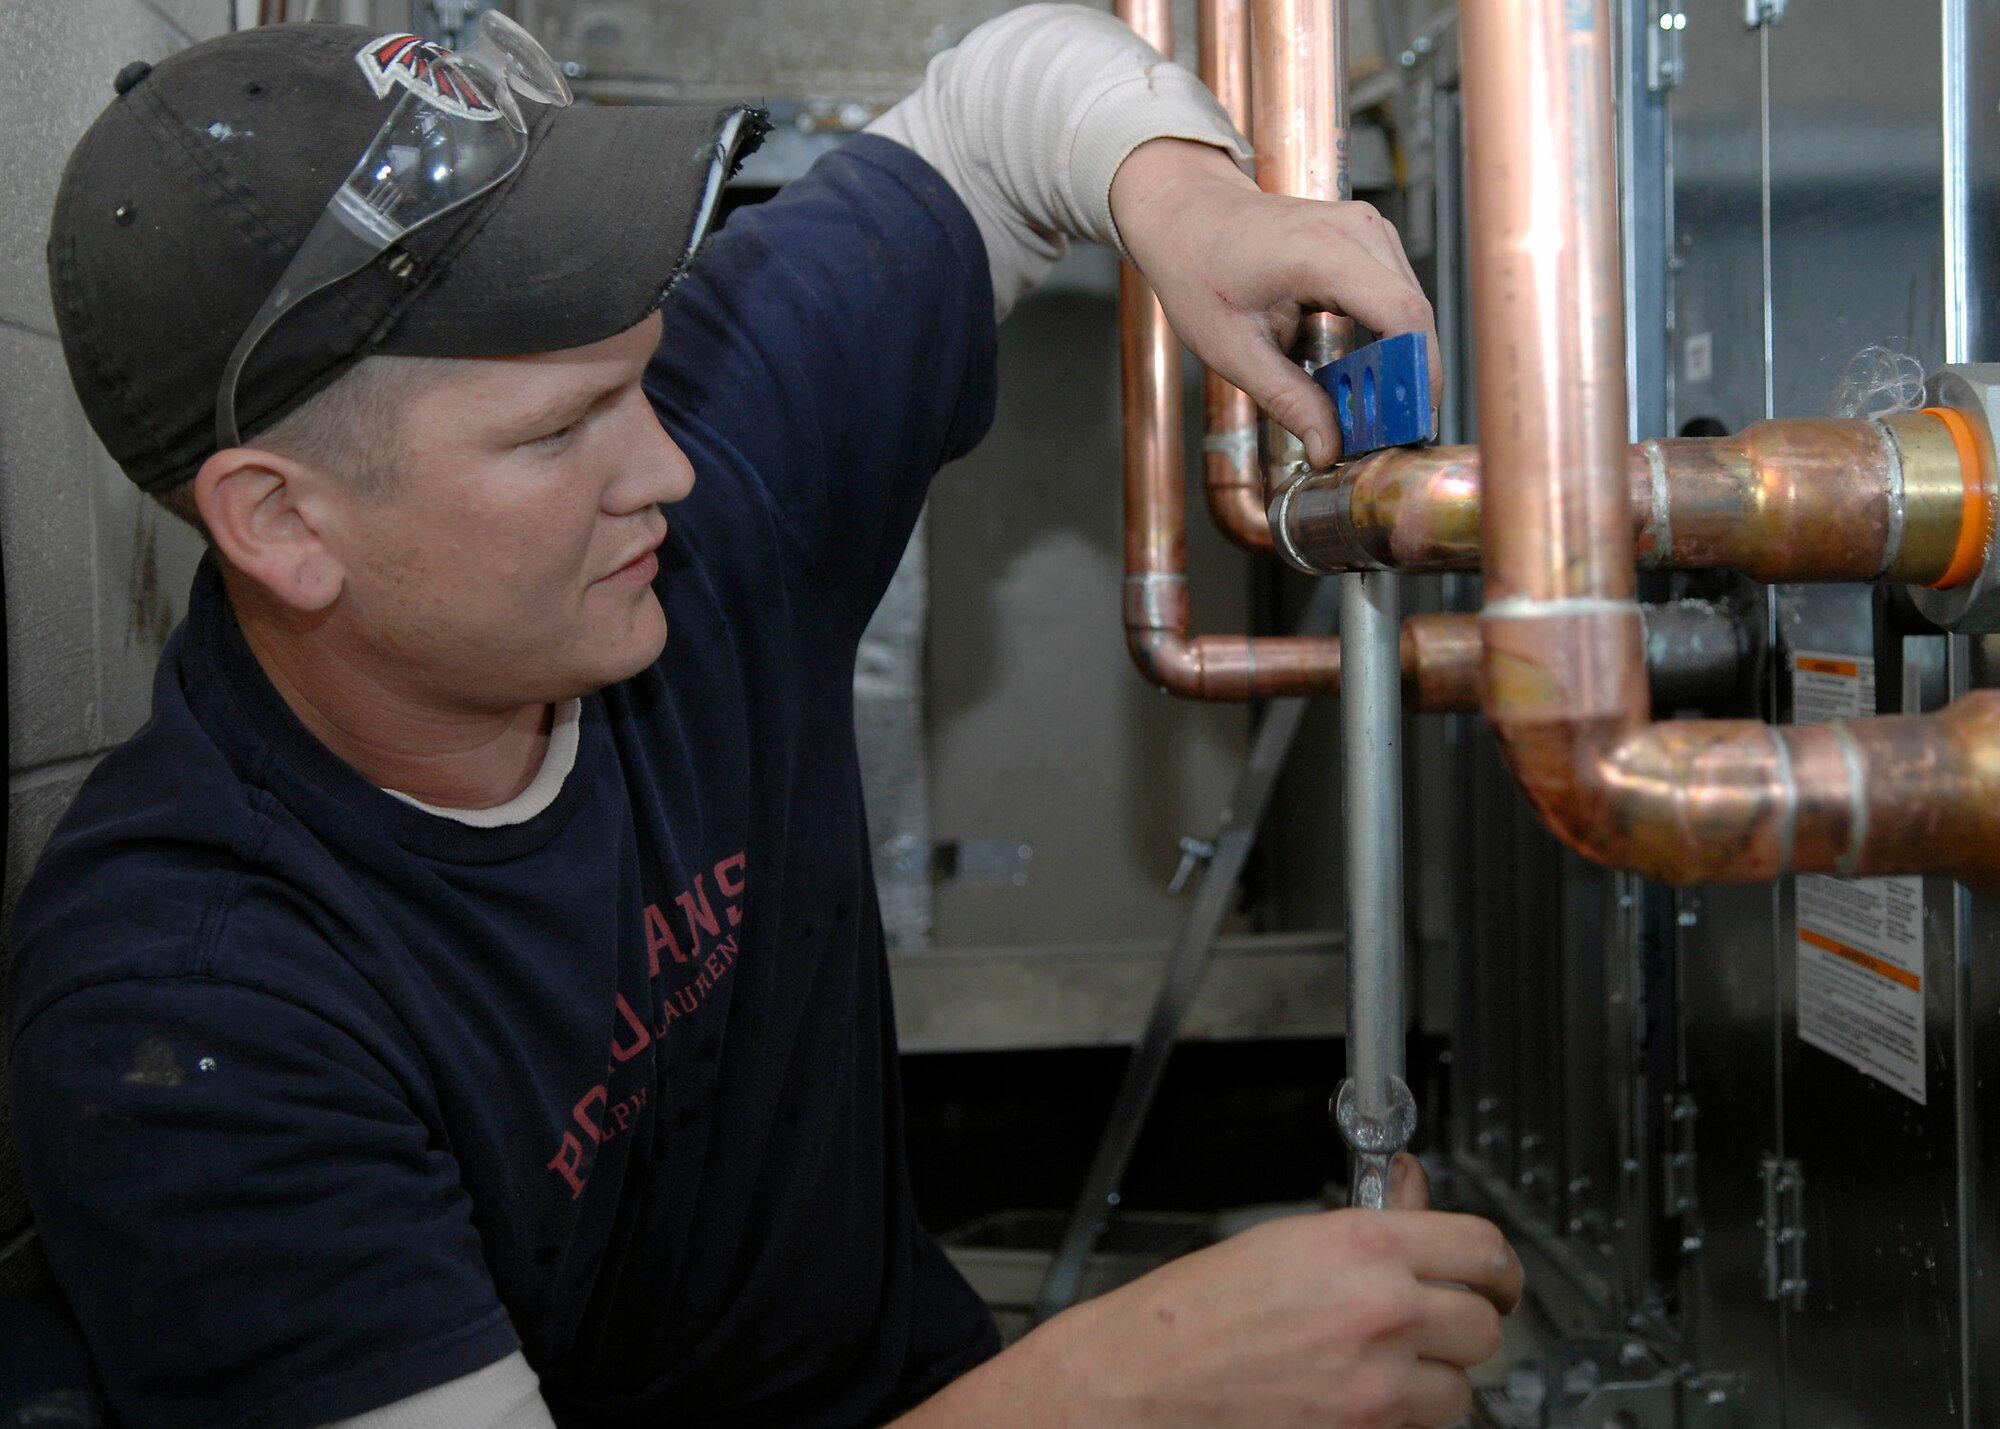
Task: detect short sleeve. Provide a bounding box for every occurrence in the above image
[645,135,999,627]
[8,977,517,1429]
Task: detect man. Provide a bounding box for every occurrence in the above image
[9,6,1521,1426]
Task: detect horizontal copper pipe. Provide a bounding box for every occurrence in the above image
[1122,595,1742,713]
[1402,613,1480,712]
[1464,0,2000,889]
[1196,0,1275,553]
[1274,412,1979,586]
[1487,615,2000,885]
[1397,604,1745,717]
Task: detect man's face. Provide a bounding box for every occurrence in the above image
[322,313,692,712]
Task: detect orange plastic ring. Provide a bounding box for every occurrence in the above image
[1925,405,1989,589]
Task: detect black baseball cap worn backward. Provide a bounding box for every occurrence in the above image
[49,21,766,494]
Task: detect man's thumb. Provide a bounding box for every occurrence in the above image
[1386,1152,1432,1211]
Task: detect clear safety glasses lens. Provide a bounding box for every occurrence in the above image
[214,11,573,449]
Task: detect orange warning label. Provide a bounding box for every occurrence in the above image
[1799,927,1922,992]
[1795,656,1859,677]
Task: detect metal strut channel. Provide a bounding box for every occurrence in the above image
[1032,579,1342,1323]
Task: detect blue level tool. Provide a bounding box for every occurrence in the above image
[1313,331,1436,458]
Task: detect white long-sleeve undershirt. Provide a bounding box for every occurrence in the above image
[322,9,1245,1428]
[867,2,1250,320]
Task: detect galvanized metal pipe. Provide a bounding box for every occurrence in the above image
[1337,571,1413,1208]
[1249,0,1417,1204]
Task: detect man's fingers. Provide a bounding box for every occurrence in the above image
[1369,1212,1525,1313]
[1292,234,1443,409]
[1403,1361,1475,1427]
[1296,246,1436,355]
[1411,1284,1505,1367]
[1222,333,1343,467]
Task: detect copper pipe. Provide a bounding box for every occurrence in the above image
[1119,0,1343,698]
[1273,411,1978,585]
[1121,216,1344,696]
[1250,0,1349,204]
[1463,0,2000,888]
[1252,0,1352,497]
[1402,614,1480,712]
[1197,0,1275,553]
[1398,604,1748,716]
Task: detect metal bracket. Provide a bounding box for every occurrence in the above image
[1482,1337,1748,1427]
[1474,1093,1508,1157]
[1662,1093,1698,1217]
[931,839,1032,886]
[411,0,501,48]
[1166,836,1217,896]
[1648,1,1686,91]
[1760,1154,1807,1306]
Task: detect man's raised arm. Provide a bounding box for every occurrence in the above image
[866,1,1438,467]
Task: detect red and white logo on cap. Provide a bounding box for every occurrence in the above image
[355,33,502,121]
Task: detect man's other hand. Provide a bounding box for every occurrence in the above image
[1109,137,1441,470]
[903,1152,1523,1429]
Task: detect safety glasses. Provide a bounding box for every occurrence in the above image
[215,11,572,448]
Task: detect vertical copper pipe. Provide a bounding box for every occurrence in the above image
[1250,0,1351,204]
[1464,0,1633,614]
[1463,0,2000,888]
[1197,0,1275,553]
[1118,0,1342,698]
[1252,0,1353,493]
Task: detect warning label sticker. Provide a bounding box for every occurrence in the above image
[1792,651,1926,1104]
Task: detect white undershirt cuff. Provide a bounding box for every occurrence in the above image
[383,699,583,829]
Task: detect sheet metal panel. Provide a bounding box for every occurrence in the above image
[1455,725,1522,1192]
[1449,0,1997,1412]
[1945,0,2000,365]
[1762,0,1964,1415]
[1774,587,1965,1427]
[1675,836,1786,1416]
[1766,0,1947,412]
[1668,0,1768,438]
[1667,0,1783,1411]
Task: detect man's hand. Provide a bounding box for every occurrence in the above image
[899,1154,1522,1428]
[1109,137,1441,470]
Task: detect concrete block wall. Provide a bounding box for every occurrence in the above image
[0,0,226,1290]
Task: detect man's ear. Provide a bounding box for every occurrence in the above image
[193,445,347,613]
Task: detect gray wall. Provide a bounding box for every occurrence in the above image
[0,0,225,1286]
[926,255,1255,950]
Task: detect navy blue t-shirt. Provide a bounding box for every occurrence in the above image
[7,136,1000,1429]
